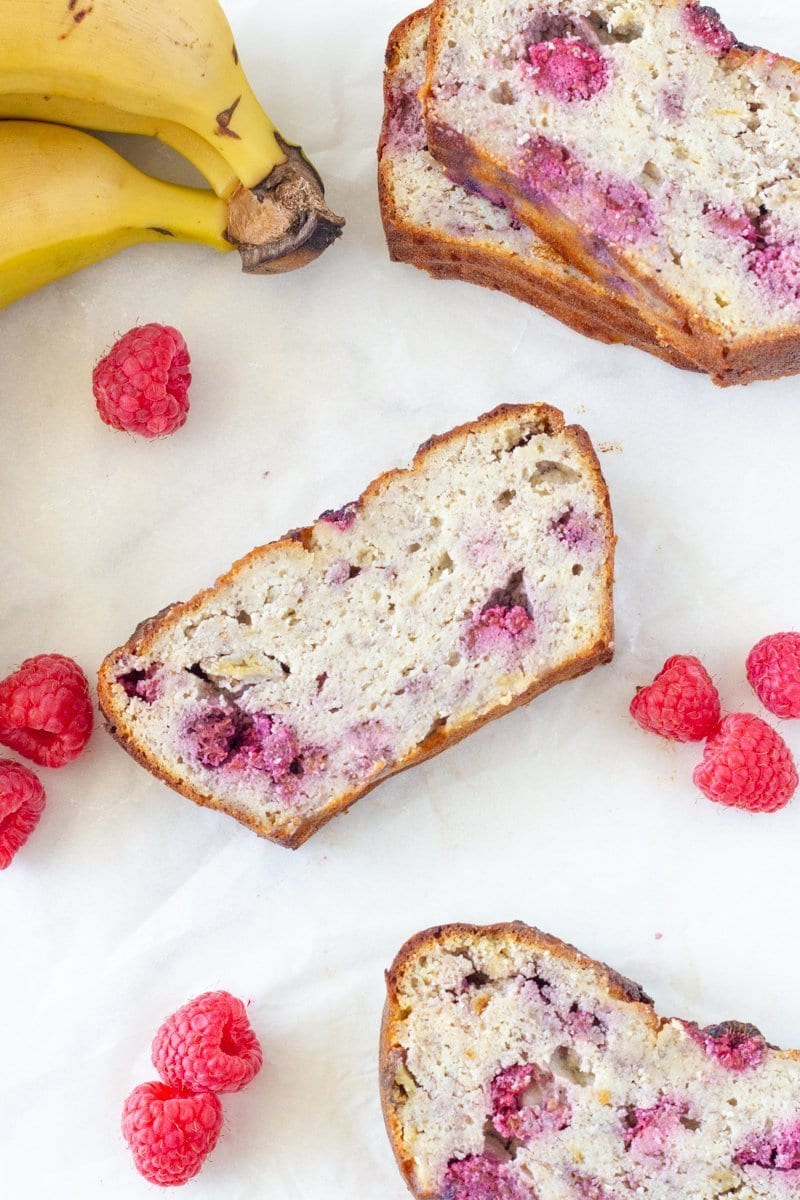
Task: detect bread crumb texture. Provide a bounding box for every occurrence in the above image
[99,406,612,845]
[426,0,800,338]
[382,923,800,1199]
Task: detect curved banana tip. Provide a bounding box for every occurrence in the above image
[226,137,344,275]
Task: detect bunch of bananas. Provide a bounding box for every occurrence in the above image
[0,0,344,309]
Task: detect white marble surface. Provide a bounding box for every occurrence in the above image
[2,0,800,1194]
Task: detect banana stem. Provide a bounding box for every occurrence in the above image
[143,166,344,274]
[225,137,345,274]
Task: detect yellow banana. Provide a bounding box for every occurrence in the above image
[0,0,344,271]
[0,121,234,310]
[5,94,239,197]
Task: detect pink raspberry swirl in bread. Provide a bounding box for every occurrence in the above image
[99,406,613,847]
[424,0,800,384]
[382,924,800,1200]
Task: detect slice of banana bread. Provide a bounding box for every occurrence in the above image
[424,0,800,385]
[98,405,613,848]
[380,8,692,371]
[382,923,800,1200]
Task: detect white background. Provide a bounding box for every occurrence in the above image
[1,0,799,1194]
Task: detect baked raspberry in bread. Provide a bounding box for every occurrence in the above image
[98,405,613,848]
[424,0,800,385]
[380,9,692,371]
[382,923,800,1200]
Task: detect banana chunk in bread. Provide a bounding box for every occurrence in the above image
[424,0,800,384]
[98,405,613,848]
[379,8,692,371]
[382,923,800,1200]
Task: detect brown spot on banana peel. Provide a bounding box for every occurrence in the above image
[225,136,344,274]
[216,97,242,139]
[59,0,93,37]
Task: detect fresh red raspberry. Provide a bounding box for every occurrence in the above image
[0,654,93,767]
[693,713,798,813]
[152,991,262,1095]
[630,655,721,742]
[93,323,191,438]
[0,759,46,869]
[121,1081,222,1187]
[746,633,800,719]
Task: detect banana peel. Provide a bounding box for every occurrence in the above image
[0,0,345,272]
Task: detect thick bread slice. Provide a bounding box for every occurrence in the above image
[98,405,613,848]
[382,923,800,1200]
[380,9,693,372]
[424,0,800,385]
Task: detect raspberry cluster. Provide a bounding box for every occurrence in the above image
[630,638,799,814]
[0,654,93,868]
[122,991,262,1187]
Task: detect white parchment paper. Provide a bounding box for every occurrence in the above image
[1,0,799,1194]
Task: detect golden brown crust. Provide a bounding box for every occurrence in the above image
[422,2,800,387]
[379,10,694,373]
[383,7,433,77]
[98,403,614,849]
[384,922,655,1024]
[383,221,694,370]
[380,921,800,1199]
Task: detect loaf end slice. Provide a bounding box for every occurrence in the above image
[382,922,800,1199]
[379,8,693,372]
[424,0,800,385]
[99,404,613,848]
